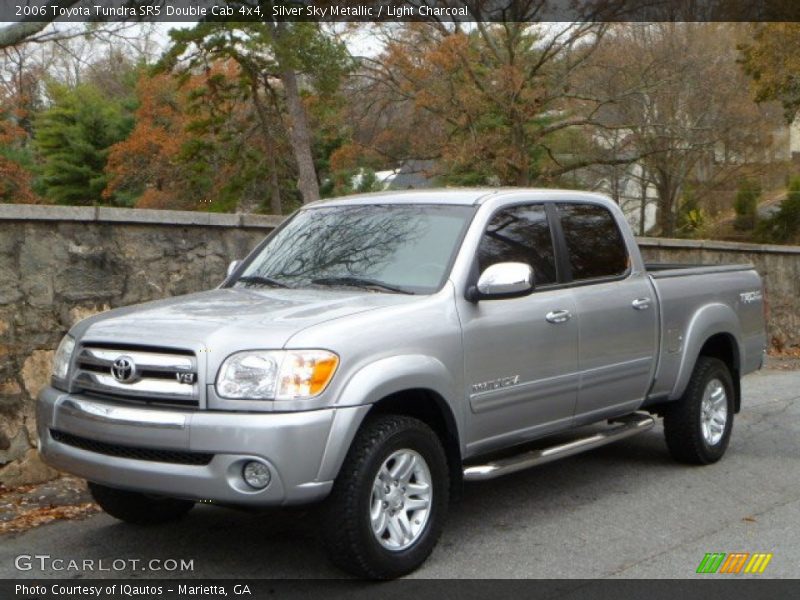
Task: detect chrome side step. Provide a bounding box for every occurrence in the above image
[463,412,655,482]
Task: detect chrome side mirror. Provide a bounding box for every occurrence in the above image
[469,262,534,301]
[226,260,242,278]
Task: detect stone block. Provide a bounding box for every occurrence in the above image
[21,350,54,400]
[0,448,59,487]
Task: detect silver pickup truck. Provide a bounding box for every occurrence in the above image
[38,189,766,578]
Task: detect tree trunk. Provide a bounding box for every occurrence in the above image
[265,22,320,204]
[249,81,283,214]
[639,167,651,236]
[268,152,282,215]
[639,179,647,236]
[655,174,679,237]
[280,66,320,203]
[611,164,621,205]
[511,116,530,186]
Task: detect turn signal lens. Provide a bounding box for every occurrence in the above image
[277,351,339,400]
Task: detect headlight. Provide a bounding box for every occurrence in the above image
[216,350,339,400]
[52,334,75,380]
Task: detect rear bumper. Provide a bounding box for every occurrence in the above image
[37,387,369,507]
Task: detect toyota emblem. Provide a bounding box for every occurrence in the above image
[111,356,137,383]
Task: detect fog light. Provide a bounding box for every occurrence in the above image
[242,461,271,489]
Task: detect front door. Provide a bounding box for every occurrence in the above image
[458,203,579,456]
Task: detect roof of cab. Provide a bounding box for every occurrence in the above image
[303,187,612,208]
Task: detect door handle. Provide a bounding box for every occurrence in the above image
[632,297,652,310]
[545,309,572,324]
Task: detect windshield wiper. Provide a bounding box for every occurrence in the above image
[310,276,414,295]
[236,275,290,289]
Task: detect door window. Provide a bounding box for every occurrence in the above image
[557,203,629,281]
[477,204,557,285]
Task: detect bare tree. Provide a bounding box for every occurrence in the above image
[583,23,780,236]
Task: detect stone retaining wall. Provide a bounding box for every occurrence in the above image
[637,236,800,350]
[1,205,798,486]
[0,205,280,487]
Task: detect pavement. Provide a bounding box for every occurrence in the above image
[1,364,799,580]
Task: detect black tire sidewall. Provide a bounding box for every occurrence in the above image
[88,482,194,525]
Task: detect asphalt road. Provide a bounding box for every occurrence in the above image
[2,368,799,580]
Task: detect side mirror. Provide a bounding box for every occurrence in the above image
[226,260,242,278]
[467,262,534,302]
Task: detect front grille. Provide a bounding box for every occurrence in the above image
[50,430,213,466]
[71,343,200,408]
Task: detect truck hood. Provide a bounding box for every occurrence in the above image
[73,287,415,352]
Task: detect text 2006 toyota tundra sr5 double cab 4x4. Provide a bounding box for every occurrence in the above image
[38,189,766,578]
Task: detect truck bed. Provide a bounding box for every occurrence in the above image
[645,262,765,401]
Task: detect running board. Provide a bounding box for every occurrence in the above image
[463,413,655,482]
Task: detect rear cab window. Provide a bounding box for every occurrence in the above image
[556,203,629,282]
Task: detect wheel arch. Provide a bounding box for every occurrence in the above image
[696,333,742,413]
[366,388,463,500]
[670,303,744,411]
[316,387,463,502]
[316,355,464,498]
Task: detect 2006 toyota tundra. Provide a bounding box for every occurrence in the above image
[38,189,766,578]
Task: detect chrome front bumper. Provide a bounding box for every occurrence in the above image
[37,387,369,506]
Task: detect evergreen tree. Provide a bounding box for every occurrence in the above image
[733,179,761,231]
[756,177,800,243]
[161,22,352,206]
[35,83,133,205]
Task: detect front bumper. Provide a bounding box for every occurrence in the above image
[37,386,369,507]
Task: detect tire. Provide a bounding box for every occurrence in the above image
[663,356,735,465]
[321,415,449,579]
[88,482,194,525]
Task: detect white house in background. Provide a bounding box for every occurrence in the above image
[790,120,800,157]
[590,162,659,235]
[572,128,660,234]
[353,160,438,191]
[770,117,800,161]
[373,169,397,188]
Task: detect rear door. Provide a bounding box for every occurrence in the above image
[458,203,579,455]
[554,202,658,423]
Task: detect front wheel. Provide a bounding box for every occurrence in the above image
[321,415,449,579]
[663,356,735,465]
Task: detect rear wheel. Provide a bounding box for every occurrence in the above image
[663,357,735,465]
[321,415,449,579]
[88,482,194,525]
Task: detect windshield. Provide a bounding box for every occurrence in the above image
[233,204,475,294]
